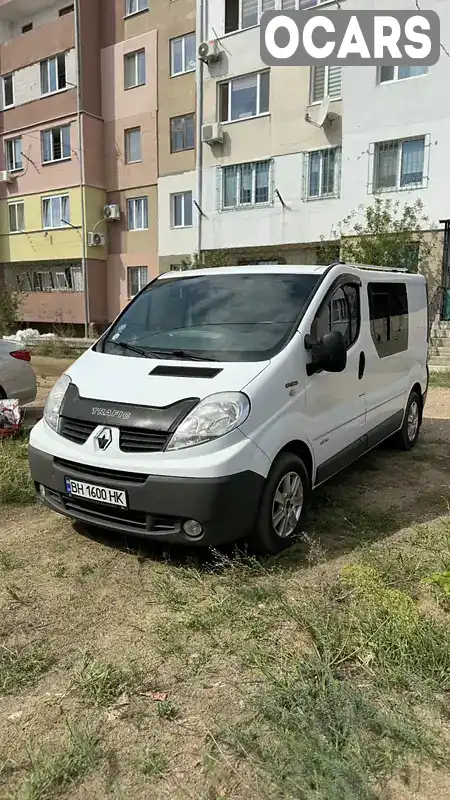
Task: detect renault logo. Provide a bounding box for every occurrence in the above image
[95,426,113,452]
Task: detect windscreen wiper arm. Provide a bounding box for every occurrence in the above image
[162,349,220,362]
[104,339,165,358]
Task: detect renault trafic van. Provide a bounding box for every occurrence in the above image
[28,263,428,554]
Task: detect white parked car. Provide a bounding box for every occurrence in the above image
[0,339,37,404]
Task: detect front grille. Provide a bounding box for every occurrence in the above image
[64,498,148,530]
[59,417,96,445]
[54,458,148,485]
[119,427,169,453]
[59,416,170,453]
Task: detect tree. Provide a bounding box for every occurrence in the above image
[0,282,22,338]
[319,197,438,279]
[179,249,230,271]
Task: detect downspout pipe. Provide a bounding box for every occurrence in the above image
[74,0,89,338]
[195,0,205,261]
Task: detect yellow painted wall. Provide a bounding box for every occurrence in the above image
[0,186,108,263]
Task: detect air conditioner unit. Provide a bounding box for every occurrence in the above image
[201,122,224,145]
[197,39,221,63]
[88,232,106,247]
[0,170,14,183]
[103,204,121,221]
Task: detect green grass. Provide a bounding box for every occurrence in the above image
[74,655,142,708]
[0,434,35,506]
[138,749,169,780]
[0,645,53,696]
[429,370,450,388]
[12,727,102,800]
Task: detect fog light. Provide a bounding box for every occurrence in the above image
[39,484,46,499]
[183,519,203,538]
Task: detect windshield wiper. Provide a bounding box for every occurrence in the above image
[104,339,165,358]
[161,349,220,362]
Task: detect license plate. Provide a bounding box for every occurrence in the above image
[64,477,128,508]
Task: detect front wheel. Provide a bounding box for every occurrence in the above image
[252,453,310,555]
[393,391,422,451]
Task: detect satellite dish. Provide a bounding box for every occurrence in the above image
[316,95,331,127]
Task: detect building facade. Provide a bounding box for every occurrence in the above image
[1,0,449,333]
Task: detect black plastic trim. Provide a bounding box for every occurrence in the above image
[150,365,222,378]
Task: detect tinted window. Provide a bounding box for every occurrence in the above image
[368,282,408,358]
[311,284,360,349]
[101,273,320,362]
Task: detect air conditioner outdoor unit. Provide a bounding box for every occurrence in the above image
[88,232,106,247]
[197,39,221,63]
[0,170,14,183]
[201,122,224,145]
[103,204,121,221]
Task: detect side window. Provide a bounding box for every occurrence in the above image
[368,281,408,358]
[311,284,360,349]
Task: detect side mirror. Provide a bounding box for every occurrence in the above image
[306,330,347,375]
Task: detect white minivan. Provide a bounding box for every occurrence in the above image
[29,263,428,554]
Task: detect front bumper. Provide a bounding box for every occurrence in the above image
[29,446,265,546]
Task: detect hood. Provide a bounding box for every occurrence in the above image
[65,347,270,407]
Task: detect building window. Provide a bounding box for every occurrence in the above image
[310,65,341,102]
[311,284,360,350]
[219,71,269,122]
[378,65,427,84]
[170,191,193,228]
[125,0,149,15]
[221,160,272,210]
[40,54,67,95]
[22,22,33,33]
[372,136,427,192]
[42,195,70,229]
[368,282,408,358]
[124,49,146,89]
[303,147,341,200]
[127,266,148,297]
[8,202,25,233]
[224,0,321,35]
[125,127,141,163]
[41,125,71,163]
[5,137,22,172]
[3,74,14,108]
[127,197,149,230]
[170,33,196,76]
[59,4,74,14]
[170,114,195,152]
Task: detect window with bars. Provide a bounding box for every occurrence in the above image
[372,136,427,193]
[170,33,196,76]
[5,137,22,171]
[220,160,272,210]
[3,74,14,108]
[124,49,146,89]
[127,197,149,230]
[125,0,149,15]
[170,191,193,228]
[128,266,148,297]
[13,265,82,292]
[8,202,25,233]
[303,147,341,200]
[310,65,341,103]
[125,128,142,163]
[378,65,427,84]
[41,125,71,163]
[224,0,320,33]
[40,54,67,95]
[42,195,70,228]
[219,71,269,122]
[170,114,195,152]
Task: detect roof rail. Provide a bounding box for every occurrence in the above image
[328,262,409,274]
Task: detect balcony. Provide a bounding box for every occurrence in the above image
[0,9,74,72]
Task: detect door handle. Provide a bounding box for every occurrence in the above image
[358,351,366,380]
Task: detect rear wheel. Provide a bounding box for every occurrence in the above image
[393,391,422,451]
[0,386,6,400]
[252,452,310,555]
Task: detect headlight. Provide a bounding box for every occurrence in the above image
[44,374,71,432]
[166,391,250,451]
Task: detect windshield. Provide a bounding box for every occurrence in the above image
[100,272,320,362]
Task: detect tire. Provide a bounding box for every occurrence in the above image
[252,452,310,555]
[0,386,6,400]
[393,391,422,451]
